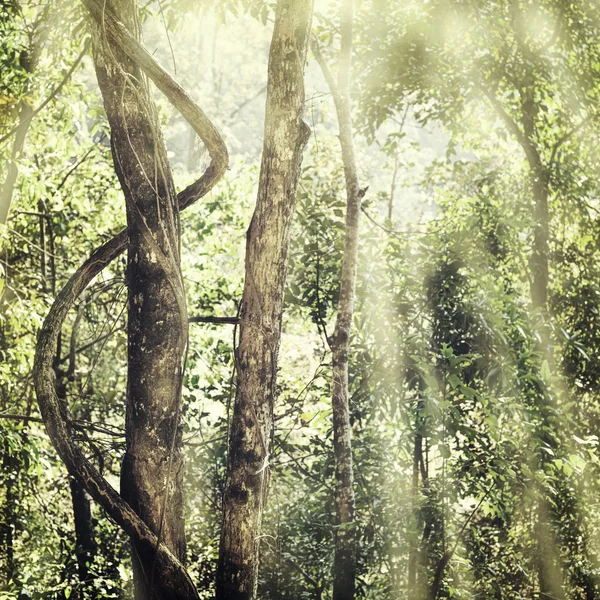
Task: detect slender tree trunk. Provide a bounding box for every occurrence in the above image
[55,346,97,592]
[69,477,97,586]
[216,2,313,598]
[0,10,47,225]
[519,82,550,316]
[519,88,565,600]
[88,2,187,598]
[526,163,562,600]
[486,53,566,597]
[44,185,97,593]
[408,430,422,596]
[529,175,549,311]
[0,447,16,586]
[313,2,361,598]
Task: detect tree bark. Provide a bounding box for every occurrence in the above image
[69,476,97,587]
[215,2,313,599]
[312,1,361,598]
[87,2,188,597]
[34,1,227,599]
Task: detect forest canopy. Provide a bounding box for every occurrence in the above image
[2,1,600,599]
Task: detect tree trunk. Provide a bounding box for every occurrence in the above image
[529,175,549,311]
[0,447,16,587]
[0,26,45,225]
[34,1,226,597]
[519,90,565,600]
[407,430,422,596]
[216,2,313,598]
[313,1,361,598]
[486,45,566,595]
[55,371,97,591]
[69,477,97,587]
[88,2,187,598]
[41,190,98,593]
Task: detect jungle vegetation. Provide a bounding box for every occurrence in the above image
[2,0,600,599]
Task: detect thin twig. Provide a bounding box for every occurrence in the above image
[0,413,124,437]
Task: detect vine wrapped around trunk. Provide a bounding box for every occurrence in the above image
[33,2,227,598]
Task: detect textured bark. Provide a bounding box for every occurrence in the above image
[216,2,313,599]
[313,2,360,598]
[33,2,227,599]
[88,2,187,597]
[69,477,97,585]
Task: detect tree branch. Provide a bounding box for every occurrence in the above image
[284,554,322,597]
[549,114,591,168]
[189,315,239,325]
[0,413,124,437]
[81,0,229,209]
[311,38,339,98]
[0,40,90,148]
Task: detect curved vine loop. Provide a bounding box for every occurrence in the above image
[33,3,228,598]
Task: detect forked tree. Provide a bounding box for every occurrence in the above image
[34,0,317,598]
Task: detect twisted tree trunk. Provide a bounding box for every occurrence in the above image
[216,2,313,598]
[33,1,227,598]
[87,3,189,596]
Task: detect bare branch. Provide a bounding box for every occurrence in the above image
[189,315,239,325]
[0,413,124,437]
[284,554,322,596]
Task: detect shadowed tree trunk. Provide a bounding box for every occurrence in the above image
[215,2,313,598]
[312,1,361,597]
[34,0,227,597]
[69,477,97,587]
[87,2,188,598]
[0,446,17,586]
[43,196,98,594]
[408,421,426,598]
